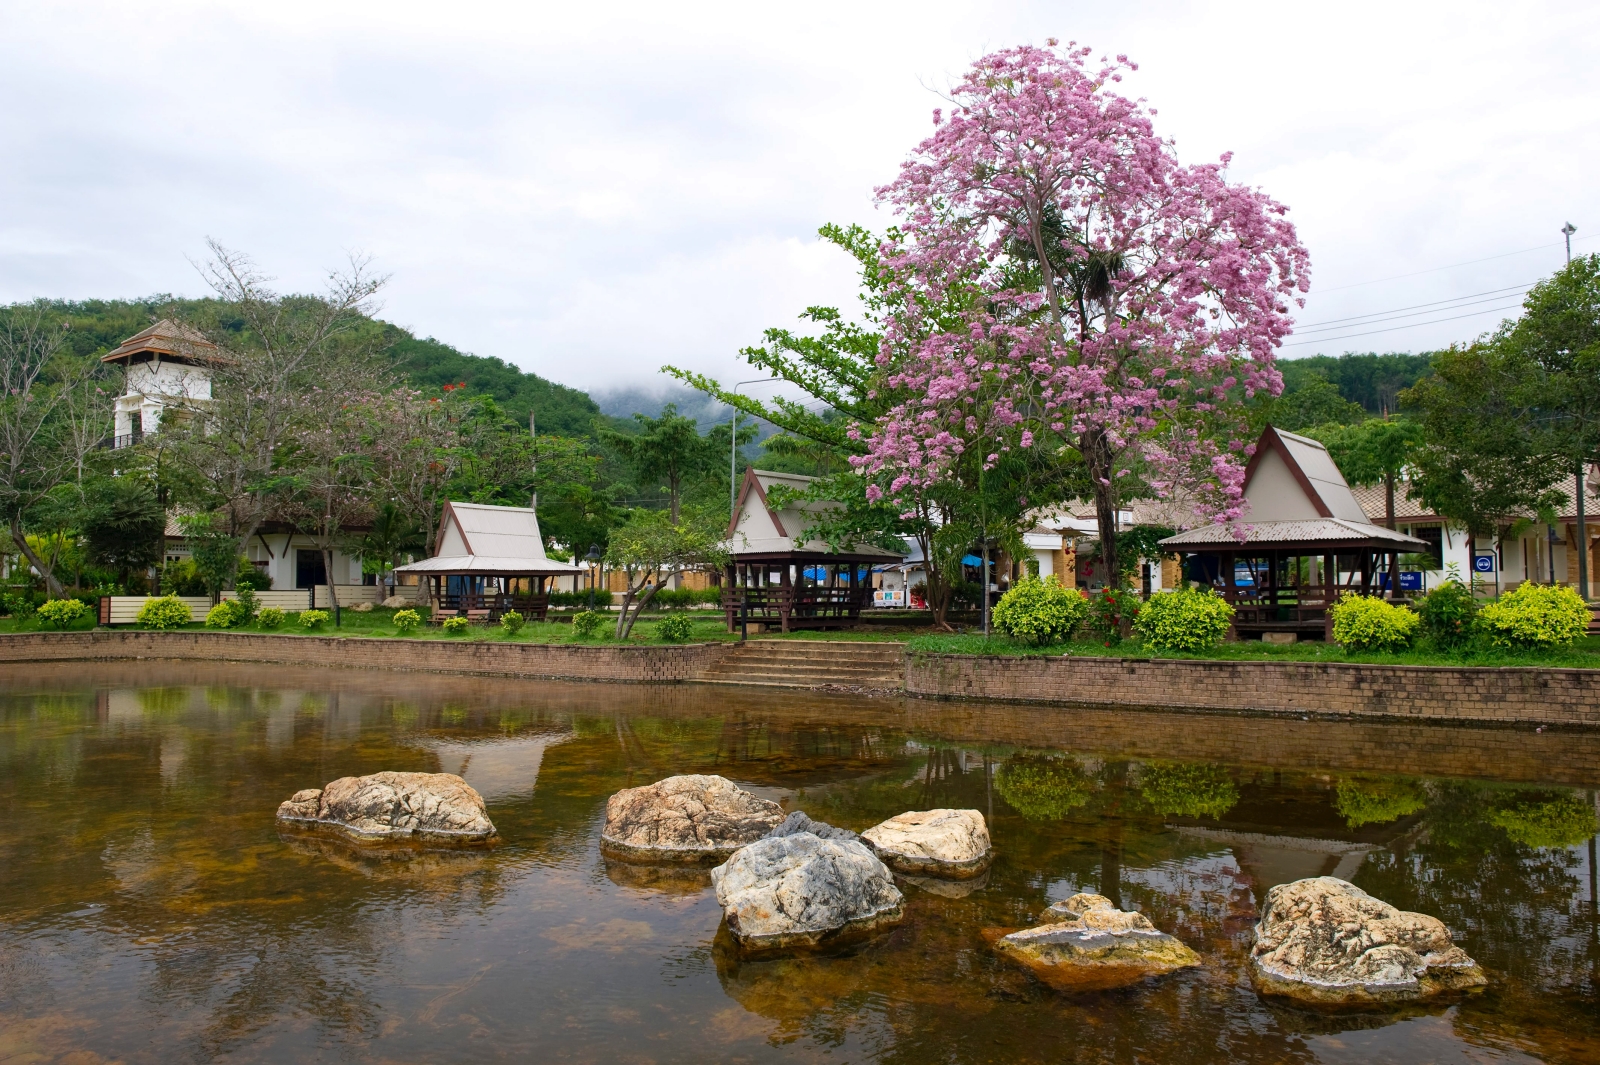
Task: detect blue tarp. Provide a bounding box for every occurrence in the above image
[961,554,984,566]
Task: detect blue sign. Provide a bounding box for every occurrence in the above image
[1473,553,1496,574]
[1399,571,1423,591]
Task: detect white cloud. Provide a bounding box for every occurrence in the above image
[1,0,1597,391]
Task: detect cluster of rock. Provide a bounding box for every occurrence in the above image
[1250,876,1486,1005]
[600,775,995,952]
[274,772,1488,1006]
[275,771,497,844]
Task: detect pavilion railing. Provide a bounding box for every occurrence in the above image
[722,585,872,632]
[431,592,549,622]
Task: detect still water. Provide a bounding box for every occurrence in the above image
[1,662,1597,1064]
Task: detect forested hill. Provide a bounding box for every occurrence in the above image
[26,297,611,439]
[1279,353,1433,415]
[383,331,606,438]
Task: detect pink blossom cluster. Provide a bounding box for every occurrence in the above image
[855,42,1310,529]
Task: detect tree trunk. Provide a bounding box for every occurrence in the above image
[322,542,340,623]
[1385,471,1400,597]
[1083,428,1120,588]
[11,520,65,598]
[617,575,663,639]
[980,537,991,636]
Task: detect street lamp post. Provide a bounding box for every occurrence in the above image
[1563,223,1591,600]
[586,543,601,612]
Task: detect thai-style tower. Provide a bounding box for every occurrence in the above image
[101,320,219,447]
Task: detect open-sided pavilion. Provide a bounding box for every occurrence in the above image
[1159,426,1427,641]
[394,502,586,623]
[723,469,905,633]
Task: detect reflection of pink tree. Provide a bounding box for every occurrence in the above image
[860,43,1310,581]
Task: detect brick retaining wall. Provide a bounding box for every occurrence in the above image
[0,630,732,684]
[906,652,1600,728]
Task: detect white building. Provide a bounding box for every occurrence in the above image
[101,319,219,447]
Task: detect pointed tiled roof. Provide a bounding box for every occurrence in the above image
[102,319,221,364]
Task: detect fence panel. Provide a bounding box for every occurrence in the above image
[311,584,385,607]
[99,597,213,625]
[222,590,314,611]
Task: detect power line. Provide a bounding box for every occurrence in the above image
[1282,301,1524,348]
[1292,287,1532,336]
[1311,231,1597,293]
[1294,283,1531,330]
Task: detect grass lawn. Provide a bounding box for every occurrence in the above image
[906,631,1600,669]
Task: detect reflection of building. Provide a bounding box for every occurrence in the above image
[101,320,220,448]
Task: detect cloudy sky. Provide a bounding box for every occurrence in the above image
[2,0,1597,397]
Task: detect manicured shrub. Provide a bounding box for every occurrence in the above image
[655,612,694,642]
[992,576,1088,646]
[571,610,606,639]
[232,586,260,623]
[1413,580,1479,649]
[1085,586,1140,646]
[499,610,525,635]
[298,609,331,631]
[1132,588,1233,653]
[392,608,421,633]
[1475,582,1590,650]
[441,615,470,634]
[3,593,37,620]
[257,607,286,629]
[137,595,193,630]
[36,598,91,628]
[205,601,244,628]
[1330,592,1419,653]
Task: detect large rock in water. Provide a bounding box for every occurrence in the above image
[861,808,992,879]
[601,775,784,863]
[275,772,496,843]
[711,827,905,951]
[993,893,1201,991]
[1251,877,1486,1005]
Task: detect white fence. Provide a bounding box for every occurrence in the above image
[98,585,401,625]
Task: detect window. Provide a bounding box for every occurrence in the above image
[296,549,327,590]
[1412,526,1443,569]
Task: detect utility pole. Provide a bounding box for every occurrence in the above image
[1563,224,1591,600]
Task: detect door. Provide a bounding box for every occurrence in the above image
[296,549,327,590]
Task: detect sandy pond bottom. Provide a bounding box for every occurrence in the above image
[1,661,1597,1065]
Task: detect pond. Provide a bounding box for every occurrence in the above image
[1,662,1597,1064]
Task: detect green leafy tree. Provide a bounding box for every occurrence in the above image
[80,475,166,592]
[603,508,727,639]
[600,405,719,523]
[1304,417,1425,531]
[1264,371,1367,432]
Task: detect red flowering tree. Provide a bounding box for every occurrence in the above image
[859,42,1310,581]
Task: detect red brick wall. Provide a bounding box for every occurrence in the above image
[906,652,1600,729]
[0,631,733,684]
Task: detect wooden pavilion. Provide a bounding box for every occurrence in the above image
[723,469,906,633]
[1159,426,1428,641]
[393,502,586,623]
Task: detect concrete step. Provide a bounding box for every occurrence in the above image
[704,660,897,675]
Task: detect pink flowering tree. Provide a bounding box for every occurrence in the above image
[860,42,1310,583]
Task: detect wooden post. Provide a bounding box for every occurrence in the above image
[1222,551,1237,640]
[780,564,792,634]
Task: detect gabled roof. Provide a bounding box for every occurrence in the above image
[1159,425,1428,552]
[725,468,905,561]
[394,501,585,576]
[102,319,223,365]
[1241,426,1368,522]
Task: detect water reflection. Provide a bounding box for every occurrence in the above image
[0,661,1595,1064]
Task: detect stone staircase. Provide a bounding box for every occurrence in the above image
[696,639,906,691]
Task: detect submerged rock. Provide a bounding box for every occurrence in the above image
[601,774,784,863]
[993,893,1200,990]
[275,771,496,843]
[861,808,992,879]
[1250,877,1486,1005]
[711,830,904,951]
